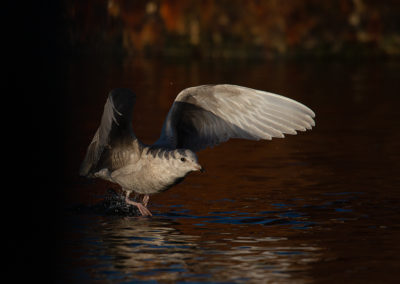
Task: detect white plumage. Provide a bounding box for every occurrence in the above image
[80,85,315,216]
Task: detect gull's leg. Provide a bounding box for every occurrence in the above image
[142,195,150,207]
[124,191,152,216]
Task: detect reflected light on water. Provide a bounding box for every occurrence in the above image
[60,58,400,283]
[63,215,321,283]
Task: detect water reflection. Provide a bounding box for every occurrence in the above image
[64,214,321,283]
[62,58,400,283]
[99,218,199,281]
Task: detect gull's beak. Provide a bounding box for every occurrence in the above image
[195,164,206,173]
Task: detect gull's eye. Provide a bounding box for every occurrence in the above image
[180,157,186,162]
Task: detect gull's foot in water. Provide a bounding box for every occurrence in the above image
[125,196,152,216]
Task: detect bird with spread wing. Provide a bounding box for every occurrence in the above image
[80,85,315,216]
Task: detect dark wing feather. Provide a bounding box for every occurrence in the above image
[154,84,315,152]
[80,88,137,176]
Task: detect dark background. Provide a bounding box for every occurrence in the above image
[5,1,66,279]
[61,0,400,59]
[6,0,399,281]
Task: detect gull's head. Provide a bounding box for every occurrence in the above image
[174,149,204,174]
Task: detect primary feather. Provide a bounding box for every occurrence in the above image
[154,84,315,152]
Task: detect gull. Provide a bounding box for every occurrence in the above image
[80,85,315,216]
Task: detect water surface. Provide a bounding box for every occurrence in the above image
[60,58,400,283]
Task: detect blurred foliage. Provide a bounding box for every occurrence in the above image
[64,0,400,58]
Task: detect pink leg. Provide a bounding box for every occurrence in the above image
[125,193,152,216]
[142,195,150,207]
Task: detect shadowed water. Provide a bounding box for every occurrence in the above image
[59,58,400,283]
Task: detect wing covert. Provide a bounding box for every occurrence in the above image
[154,84,315,152]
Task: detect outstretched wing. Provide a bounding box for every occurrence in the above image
[154,84,315,152]
[80,88,137,176]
